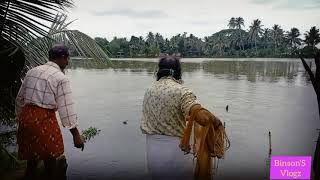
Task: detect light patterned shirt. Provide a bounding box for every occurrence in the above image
[15,61,78,129]
[140,76,199,138]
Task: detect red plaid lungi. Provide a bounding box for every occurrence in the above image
[17,105,64,160]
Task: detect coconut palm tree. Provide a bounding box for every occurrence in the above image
[248,19,263,55]
[1,1,109,75]
[228,17,236,29]
[214,34,226,56]
[155,33,165,52]
[1,0,68,88]
[261,28,272,49]
[286,27,302,54]
[234,17,245,52]
[272,24,284,55]
[0,0,72,39]
[235,17,245,30]
[146,32,155,45]
[304,26,320,50]
[0,0,110,151]
[202,36,213,56]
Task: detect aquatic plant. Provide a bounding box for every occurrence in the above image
[82,127,101,142]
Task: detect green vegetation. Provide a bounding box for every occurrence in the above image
[95,18,319,58]
[0,0,109,173]
[0,0,110,129]
[82,127,101,142]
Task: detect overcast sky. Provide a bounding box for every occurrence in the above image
[67,0,320,40]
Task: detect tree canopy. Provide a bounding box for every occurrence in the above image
[95,17,319,58]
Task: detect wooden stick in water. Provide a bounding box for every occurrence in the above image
[268,131,272,155]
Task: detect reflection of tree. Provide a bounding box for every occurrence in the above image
[70,59,311,84]
[70,60,201,73]
[181,62,201,73]
[202,60,303,83]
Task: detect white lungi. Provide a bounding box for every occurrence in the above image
[146,134,194,180]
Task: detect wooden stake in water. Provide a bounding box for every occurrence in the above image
[268,131,272,155]
[266,131,272,180]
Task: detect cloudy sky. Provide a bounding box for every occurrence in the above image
[67,0,320,40]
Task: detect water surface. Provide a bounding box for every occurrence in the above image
[63,58,319,180]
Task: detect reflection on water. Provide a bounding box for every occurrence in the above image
[64,58,318,180]
[70,59,311,84]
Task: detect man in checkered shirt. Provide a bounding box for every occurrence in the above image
[15,44,84,180]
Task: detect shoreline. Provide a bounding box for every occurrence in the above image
[71,57,308,63]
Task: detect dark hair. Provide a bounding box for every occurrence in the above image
[156,56,182,81]
[49,44,69,60]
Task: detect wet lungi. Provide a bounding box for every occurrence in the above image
[146,134,194,180]
[17,105,64,160]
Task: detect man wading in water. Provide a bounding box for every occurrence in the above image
[15,44,84,180]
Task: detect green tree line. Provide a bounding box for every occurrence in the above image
[95,17,320,58]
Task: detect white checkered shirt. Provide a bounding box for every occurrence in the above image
[15,61,78,129]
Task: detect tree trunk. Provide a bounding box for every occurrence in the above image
[315,129,320,180]
[300,53,320,180]
[318,95,320,120]
[313,56,320,180]
[255,38,258,56]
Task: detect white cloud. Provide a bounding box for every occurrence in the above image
[251,0,320,9]
[92,8,167,18]
[67,0,320,40]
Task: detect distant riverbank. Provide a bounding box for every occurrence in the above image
[72,57,304,63]
[109,57,303,62]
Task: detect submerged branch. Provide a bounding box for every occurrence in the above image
[300,55,317,92]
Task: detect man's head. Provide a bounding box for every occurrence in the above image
[49,44,70,70]
[156,56,182,81]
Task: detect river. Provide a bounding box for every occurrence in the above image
[62,58,319,180]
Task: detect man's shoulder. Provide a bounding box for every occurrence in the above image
[47,68,67,83]
[26,63,66,82]
[25,65,44,76]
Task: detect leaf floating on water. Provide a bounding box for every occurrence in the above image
[82,127,101,142]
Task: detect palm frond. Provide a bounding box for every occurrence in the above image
[19,14,111,74]
[0,0,73,44]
